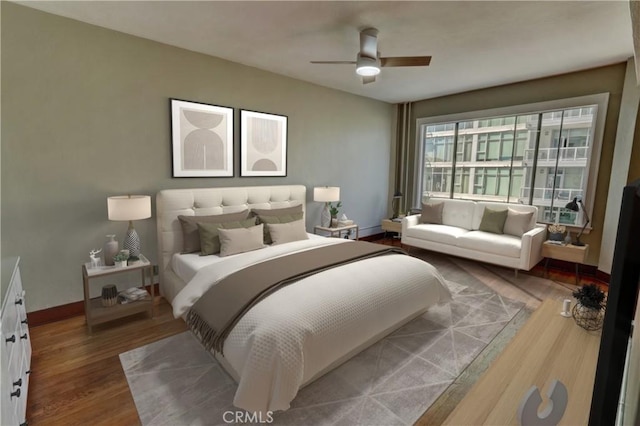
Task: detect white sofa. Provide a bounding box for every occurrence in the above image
[401,199,546,272]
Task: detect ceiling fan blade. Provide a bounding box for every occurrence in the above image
[380,56,432,67]
[310,61,356,64]
[362,75,376,84]
[359,28,379,59]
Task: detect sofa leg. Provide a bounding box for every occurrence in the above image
[514,269,519,278]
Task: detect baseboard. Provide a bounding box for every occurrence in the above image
[27,283,160,327]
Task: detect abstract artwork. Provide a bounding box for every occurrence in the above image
[170,99,233,177]
[240,110,287,177]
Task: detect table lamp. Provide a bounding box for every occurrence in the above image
[107,195,152,258]
[314,186,340,227]
[564,196,590,246]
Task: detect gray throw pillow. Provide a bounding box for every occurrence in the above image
[257,212,304,244]
[178,210,250,253]
[420,202,444,224]
[218,224,265,257]
[479,208,508,234]
[267,219,309,245]
[251,204,303,217]
[503,209,534,237]
[197,217,257,256]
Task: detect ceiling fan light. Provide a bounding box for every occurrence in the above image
[356,55,380,76]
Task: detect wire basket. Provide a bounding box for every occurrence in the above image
[572,303,605,331]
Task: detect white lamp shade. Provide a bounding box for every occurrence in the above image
[314,187,340,203]
[107,195,152,221]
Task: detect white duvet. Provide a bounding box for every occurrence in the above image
[172,238,452,413]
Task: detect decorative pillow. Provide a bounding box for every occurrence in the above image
[178,210,250,253]
[251,204,303,217]
[218,224,265,257]
[267,219,309,245]
[478,207,508,234]
[257,212,304,244]
[420,202,444,224]
[503,209,534,237]
[197,217,257,256]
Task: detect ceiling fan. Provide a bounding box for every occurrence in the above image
[310,28,432,84]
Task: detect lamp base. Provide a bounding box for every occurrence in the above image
[321,204,331,228]
[123,222,141,257]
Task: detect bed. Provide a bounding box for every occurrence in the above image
[156,185,451,413]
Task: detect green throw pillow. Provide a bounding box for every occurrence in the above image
[198,217,257,255]
[478,208,508,234]
[257,212,304,244]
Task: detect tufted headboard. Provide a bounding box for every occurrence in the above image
[156,185,306,291]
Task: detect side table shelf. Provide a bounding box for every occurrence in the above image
[313,224,359,240]
[82,254,154,333]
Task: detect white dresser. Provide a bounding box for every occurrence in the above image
[1,257,31,426]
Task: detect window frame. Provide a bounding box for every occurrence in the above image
[414,93,609,231]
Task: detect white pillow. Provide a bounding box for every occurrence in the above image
[218,224,265,257]
[267,219,309,245]
[503,209,534,237]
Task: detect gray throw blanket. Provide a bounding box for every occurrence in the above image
[186,241,405,354]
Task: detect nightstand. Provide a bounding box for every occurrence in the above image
[541,241,589,284]
[381,219,402,237]
[313,224,359,240]
[82,254,154,333]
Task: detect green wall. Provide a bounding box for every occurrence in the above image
[406,64,629,266]
[1,3,395,311]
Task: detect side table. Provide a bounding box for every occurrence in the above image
[82,254,154,333]
[313,224,359,240]
[381,219,402,237]
[541,241,589,285]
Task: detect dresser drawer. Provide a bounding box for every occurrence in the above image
[1,257,30,426]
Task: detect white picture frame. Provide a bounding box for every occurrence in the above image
[170,99,234,177]
[240,110,288,177]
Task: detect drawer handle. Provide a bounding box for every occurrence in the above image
[20,333,28,340]
[15,299,23,306]
[10,388,20,399]
[21,318,28,325]
[5,335,15,343]
[13,378,22,387]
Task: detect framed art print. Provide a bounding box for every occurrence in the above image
[170,99,234,177]
[240,110,287,177]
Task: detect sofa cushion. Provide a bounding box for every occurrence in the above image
[504,209,535,237]
[420,202,444,224]
[473,202,537,230]
[404,224,470,246]
[441,199,475,230]
[479,207,508,234]
[456,231,521,258]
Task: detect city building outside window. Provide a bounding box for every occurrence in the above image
[415,94,608,227]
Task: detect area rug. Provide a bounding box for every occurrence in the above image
[120,258,524,425]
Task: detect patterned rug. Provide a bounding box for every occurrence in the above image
[120,258,524,425]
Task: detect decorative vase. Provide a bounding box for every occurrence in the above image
[572,302,604,331]
[331,215,338,228]
[114,260,127,268]
[103,235,119,266]
[101,284,118,307]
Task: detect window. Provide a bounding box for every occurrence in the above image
[415,94,608,227]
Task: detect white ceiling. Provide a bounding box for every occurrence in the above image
[17,1,635,104]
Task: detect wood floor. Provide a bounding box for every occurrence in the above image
[26,241,588,425]
[27,300,186,425]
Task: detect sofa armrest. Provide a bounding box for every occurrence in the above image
[520,225,547,270]
[402,214,421,234]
